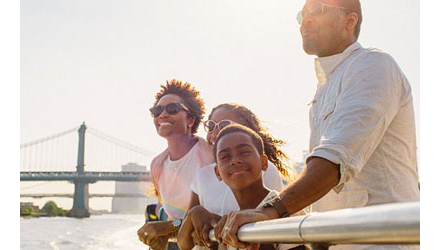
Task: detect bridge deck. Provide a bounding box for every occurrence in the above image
[20,171,151,182]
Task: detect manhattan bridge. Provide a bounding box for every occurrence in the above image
[20,123,155,217]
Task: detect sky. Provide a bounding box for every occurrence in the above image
[18,0,420,211]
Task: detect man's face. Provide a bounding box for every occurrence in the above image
[299,0,348,57]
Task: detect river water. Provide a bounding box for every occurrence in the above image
[20,214,149,250]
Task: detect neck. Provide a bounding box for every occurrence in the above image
[319,38,356,57]
[232,179,270,210]
[166,134,197,161]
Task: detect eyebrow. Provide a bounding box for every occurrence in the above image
[217,143,253,155]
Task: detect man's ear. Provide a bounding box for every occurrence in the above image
[345,12,358,34]
[214,165,222,181]
[261,154,268,171]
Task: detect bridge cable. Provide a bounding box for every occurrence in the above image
[87,127,156,157]
[20,126,79,149]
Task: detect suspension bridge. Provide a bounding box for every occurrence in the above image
[20,122,156,218]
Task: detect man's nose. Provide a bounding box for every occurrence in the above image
[301,11,314,26]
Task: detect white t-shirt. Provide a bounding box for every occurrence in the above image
[190,161,284,216]
[194,190,301,250]
[159,143,207,219]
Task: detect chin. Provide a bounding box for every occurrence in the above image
[303,45,317,56]
[302,40,319,56]
[157,128,171,138]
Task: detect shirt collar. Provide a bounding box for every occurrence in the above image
[314,42,362,84]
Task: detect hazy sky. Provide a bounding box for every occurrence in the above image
[20,0,420,210]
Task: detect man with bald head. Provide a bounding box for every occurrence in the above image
[218,0,420,249]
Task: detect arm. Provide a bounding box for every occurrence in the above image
[188,191,200,210]
[190,205,222,248]
[222,52,405,248]
[280,157,339,215]
[137,221,175,248]
[221,157,339,248]
[178,205,221,249]
[177,213,196,250]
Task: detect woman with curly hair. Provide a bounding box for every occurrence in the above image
[138,79,213,250]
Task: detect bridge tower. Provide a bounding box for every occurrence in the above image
[68,123,90,218]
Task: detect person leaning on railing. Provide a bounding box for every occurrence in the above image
[178,103,293,249]
[178,124,306,250]
[218,1,420,250]
[137,80,214,250]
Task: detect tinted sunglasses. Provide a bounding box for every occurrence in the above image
[203,119,235,133]
[149,103,190,118]
[296,2,347,25]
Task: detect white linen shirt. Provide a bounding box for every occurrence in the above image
[307,42,419,249]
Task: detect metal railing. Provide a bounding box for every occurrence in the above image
[208,201,419,250]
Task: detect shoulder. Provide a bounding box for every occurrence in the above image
[343,47,406,91]
[193,137,215,165]
[150,149,169,174]
[193,163,219,186]
[263,162,281,180]
[351,48,401,73]
[194,163,217,181]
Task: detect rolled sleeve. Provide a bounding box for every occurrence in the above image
[310,52,404,191]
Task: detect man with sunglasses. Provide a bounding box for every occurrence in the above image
[220,1,419,249]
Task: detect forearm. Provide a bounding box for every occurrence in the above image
[177,214,195,250]
[280,157,340,215]
[188,192,200,210]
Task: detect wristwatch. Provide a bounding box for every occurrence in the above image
[168,219,182,238]
[262,196,289,218]
[171,219,182,230]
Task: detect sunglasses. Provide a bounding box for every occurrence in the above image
[149,103,190,118]
[296,2,347,25]
[203,120,235,133]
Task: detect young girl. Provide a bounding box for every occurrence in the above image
[189,103,291,215]
[178,124,305,250]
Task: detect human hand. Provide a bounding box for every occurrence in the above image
[137,221,174,246]
[148,235,170,250]
[213,215,228,244]
[221,207,278,248]
[177,214,195,250]
[189,206,221,248]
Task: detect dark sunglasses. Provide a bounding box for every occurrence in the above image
[149,103,190,118]
[203,119,235,133]
[296,1,347,25]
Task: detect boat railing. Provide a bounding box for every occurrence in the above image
[206,201,420,250]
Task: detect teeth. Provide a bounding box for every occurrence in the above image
[160,122,172,126]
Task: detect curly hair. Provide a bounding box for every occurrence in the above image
[209,103,290,177]
[153,79,205,134]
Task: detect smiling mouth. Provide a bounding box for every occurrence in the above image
[159,122,172,127]
[229,168,249,175]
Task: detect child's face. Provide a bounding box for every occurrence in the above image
[206,107,248,146]
[215,131,268,190]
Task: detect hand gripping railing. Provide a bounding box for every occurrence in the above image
[208,201,419,249]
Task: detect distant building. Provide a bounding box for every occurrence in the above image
[111,163,158,214]
[292,150,309,175]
